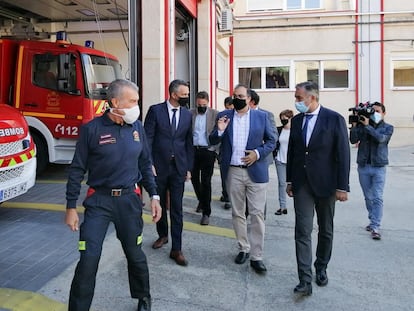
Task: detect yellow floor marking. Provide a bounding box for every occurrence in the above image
[3,198,235,239]
[1,196,235,310]
[0,288,67,311]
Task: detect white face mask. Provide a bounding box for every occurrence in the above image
[110,105,140,124]
[370,112,382,124]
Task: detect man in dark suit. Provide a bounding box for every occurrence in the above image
[144,79,194,266]
[210,84,276,274]
[190,91,219,225]
[286,81,350,296]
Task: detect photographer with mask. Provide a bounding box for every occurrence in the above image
[349,102,394,240]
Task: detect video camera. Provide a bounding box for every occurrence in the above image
[348,102,376,124]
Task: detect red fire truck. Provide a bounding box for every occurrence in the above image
[0,104,36,203]
[0,32,122,173]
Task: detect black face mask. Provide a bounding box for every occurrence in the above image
[281,119,289,126]
[197,106,207,114]
[178,97,189,107]
[232,98,247,111]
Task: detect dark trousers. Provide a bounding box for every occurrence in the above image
[191,148,216,216]
[294,181,336,283]
[155,160,185,251]
[218,155,229,202]
[69,192,149,311]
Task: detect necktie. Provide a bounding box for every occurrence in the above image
[302,114,314,145]
[171,108,177,136]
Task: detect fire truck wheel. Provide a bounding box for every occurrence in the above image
[32,133,49,174]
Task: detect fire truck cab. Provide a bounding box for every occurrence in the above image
[0,32,122,173]
[0,104,36,203]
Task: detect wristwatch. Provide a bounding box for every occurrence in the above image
[151,195,160,201]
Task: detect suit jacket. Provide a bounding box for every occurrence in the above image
[209,108,276,183]
[286,106,350,198]
[258,107,277,165]
[144,101,194,177]
[190,107,219,153]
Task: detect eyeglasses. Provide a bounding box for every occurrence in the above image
[233,94,247,99]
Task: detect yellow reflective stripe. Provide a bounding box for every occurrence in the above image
[20,154,28,162]
[9,158,17,166]
[22,111,66,119]
[137,234,143,245]
[79,241,86,251]
[0,159,3,166]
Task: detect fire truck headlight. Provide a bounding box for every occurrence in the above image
[22,134,31,150]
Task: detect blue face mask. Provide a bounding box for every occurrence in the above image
[295,101,310,113]
[370,112,382,124]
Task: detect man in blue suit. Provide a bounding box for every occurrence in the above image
[144,79,194,266]
[210,84,276,274]
[286,81,350,296]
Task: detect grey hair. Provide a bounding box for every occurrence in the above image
[296,81,319,101]
[107,79,138,106]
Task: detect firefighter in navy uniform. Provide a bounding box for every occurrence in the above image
[65,79,161,311]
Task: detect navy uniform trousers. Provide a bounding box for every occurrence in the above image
[68,190,149,311]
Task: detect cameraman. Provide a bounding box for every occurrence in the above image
[349,102,393,240]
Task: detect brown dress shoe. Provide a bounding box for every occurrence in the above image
[152,236,168,249]
[169,250,188,266]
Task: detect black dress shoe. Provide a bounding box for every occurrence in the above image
[220,195,229,202]
[137,296,151,311]
[234,252,249,264]
[250,260,267,273]
[294,281,312,296]
[315,270,328,286]
[200,215,209,225]
[275,208,287,215]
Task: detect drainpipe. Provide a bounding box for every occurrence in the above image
[164,0,171,99]
[229,0,234,95]
[355,0,359,105]
[210,0,214,108]
[380,0,385,103]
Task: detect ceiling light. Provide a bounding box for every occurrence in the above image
[55,0,77,5]
[76,9,96,16]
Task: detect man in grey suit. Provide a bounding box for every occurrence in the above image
[190,91,219,225]
[286,81,350,296]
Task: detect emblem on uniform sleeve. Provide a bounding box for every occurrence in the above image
[133,130,140,142]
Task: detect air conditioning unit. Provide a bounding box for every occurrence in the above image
[220,8,233,33]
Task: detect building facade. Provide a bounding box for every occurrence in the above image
[10,0,413,146]
[231,0,414,146]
